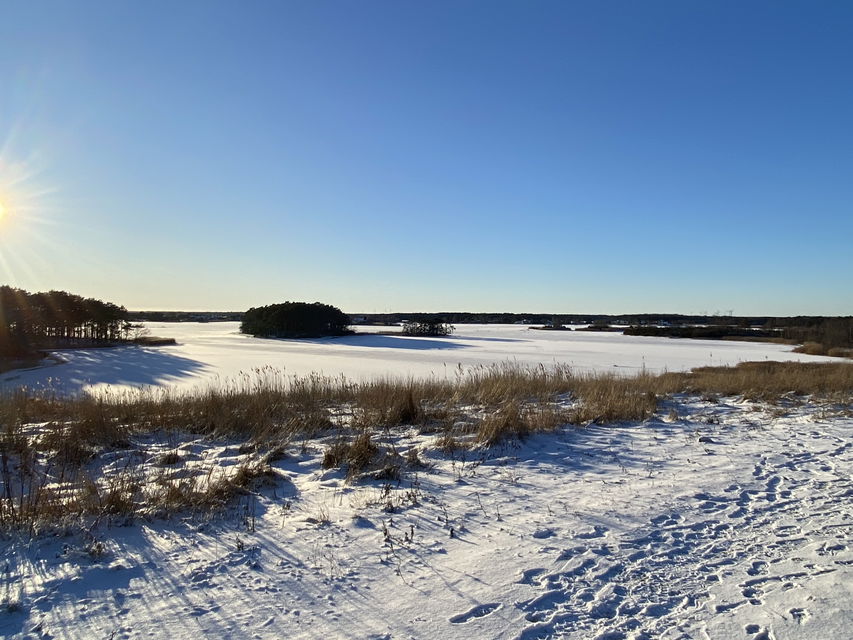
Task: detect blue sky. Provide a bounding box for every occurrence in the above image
[0,1,851,315]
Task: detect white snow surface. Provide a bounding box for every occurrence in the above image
[0,322,837,395]
[1,398,851,639]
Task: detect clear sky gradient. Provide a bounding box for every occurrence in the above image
[1,1,851,315]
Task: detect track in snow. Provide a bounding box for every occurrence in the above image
[512,426,853,639]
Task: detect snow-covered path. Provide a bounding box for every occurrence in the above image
[2,398,851,639]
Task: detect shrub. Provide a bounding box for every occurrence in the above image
[241,302,351,339]
[793,342,827,356]
[827,347,853,359]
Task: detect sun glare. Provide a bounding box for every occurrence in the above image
[0,149,64,285]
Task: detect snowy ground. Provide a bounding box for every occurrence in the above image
[0,323,837,395]
[2,396,851,639]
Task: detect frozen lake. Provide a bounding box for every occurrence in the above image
[0,322,837,396]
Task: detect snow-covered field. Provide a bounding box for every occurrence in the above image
[0,322,837,395]
[1,324,850,639]
[1,396,851,639]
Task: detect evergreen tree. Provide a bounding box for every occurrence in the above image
[241,301,351,339]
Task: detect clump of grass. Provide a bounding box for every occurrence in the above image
[528,406,570,433]
[322,438,350,469]
[383,387,420,425]
[347,433,379,478]
[435,427,471,456]
[352,384,428,429]
[80,471,141,517]
[322,433,380,480]
[404,446,426,468]
[569,374,660,424]
[260,444,287,465]
[157,451,181,465]
[146,459,273,516]
[477,401,528,446]
[454,362,576,405]
[371,463,401,481]
[42,433,95,467]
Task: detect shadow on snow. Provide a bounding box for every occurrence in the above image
[276,334,470,351]
[0,345,209,395]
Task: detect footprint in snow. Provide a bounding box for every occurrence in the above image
[449,602,502,624]
[789,608,810,624]
[516,568,546,585]
[745,624,776,640]
[576,525,608,539]
[518,588,567,617]
[715,600,746,613]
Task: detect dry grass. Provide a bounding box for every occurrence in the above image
[568,373,662,424]
[674,361,853,399]
[1,360,851,532]
[793,341,828,356]
[477,401,528,446]
[793,343,853,359]
[453,362,574,405]
[0,429,276,534]
[322,433,382,480]
[475,401,574,446]
[352,384,423,429]
[720,336,798,345]
[4,361,851,440]
[828,347,853,359]
[435,428,470,455]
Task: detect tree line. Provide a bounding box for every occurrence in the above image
[626,317,853,350]
[770,317,853,350]
[0,286,131,357]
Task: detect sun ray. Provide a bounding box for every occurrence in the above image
[0,142,64,288]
